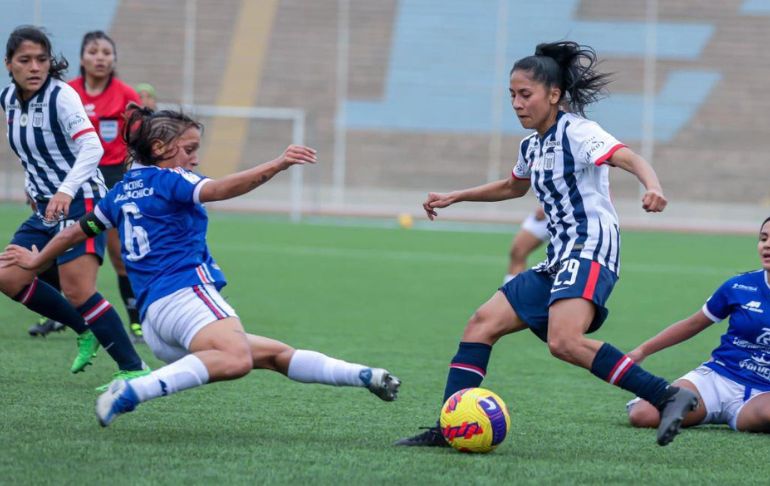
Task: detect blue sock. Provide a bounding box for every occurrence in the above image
[13,277,87,334]
[77,293,143,371]
[590,342,670,407]
[442,342,492,402]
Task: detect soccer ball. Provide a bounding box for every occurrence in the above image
[439,387,511,453]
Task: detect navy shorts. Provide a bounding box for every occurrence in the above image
[11,197,105,266]
[499,258,618,342]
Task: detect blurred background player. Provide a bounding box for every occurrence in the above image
[0,25,148,380]
[625,216,770,433]
[504,205,548,284]
[1,106,401,426]
[396,41,697,448]
[69,31,144,343]
[134,82,157,111]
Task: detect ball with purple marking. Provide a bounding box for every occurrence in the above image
[439,387,511,453]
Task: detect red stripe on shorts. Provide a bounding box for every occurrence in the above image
[582,261,601,300]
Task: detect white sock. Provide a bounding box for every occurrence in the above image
[287,350,367,387]
[503,274,515,284]
[129,354,210,402]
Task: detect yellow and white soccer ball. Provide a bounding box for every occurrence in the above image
[439,387,511,453]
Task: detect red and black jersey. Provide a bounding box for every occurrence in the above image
[69,76,141,167]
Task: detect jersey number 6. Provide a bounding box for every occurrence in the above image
[121,202,151,261]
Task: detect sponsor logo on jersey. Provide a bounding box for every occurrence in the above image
[742,301,764,313]
[733,283,758,292]
[65,113,87,132]
[756,328,770,347]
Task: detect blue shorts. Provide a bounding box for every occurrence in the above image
[499,258,618,342]
[11,197,105,266]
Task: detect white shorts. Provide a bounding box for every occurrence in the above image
[627,365,770,430]
[521,212,549,242]
[142,284,238,363]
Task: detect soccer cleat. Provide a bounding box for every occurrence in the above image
[96,380,140,427]
[70,331,100,373]
[128,323,145,344]
[656,386,698,446]
[95,368,152,392]
[360,368,401,401]
[394,426,449,447]
[28,318,65,337]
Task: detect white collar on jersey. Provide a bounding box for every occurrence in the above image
[129,162,156,171]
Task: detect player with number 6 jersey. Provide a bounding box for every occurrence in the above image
[396,41,697,448]
[1,105,401,427]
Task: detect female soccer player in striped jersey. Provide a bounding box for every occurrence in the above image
[0,26,147,382]
[626,217,770,433]
[396,41,696,447]
[70,31,144,342]
[1,106,401,426]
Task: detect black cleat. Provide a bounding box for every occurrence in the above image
[656,386,698,446]
[394,426,449,447]
[28,318,65,337]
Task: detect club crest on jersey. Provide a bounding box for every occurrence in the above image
[18,113,28,127]
[32,111,43,128]
[544,152,555,170]
[99,120,119,142]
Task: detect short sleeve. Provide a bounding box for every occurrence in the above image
[566,119,626,168]
[702,280,732,323]
[93,197,115,230]
[56,84,95,140]
[158,168,211,205]
[512,137,532,180]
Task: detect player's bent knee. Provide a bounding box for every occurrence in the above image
[465,310,501,342]
[546,336,574,362]
[628,403,660,428]
[224,351,253,379]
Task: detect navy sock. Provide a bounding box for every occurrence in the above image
[590,342,670,407]
[117,275,140,324]
[14,278,87,334]
[77,293,143,371]
[442,342,492,402]
[39,264,60,291]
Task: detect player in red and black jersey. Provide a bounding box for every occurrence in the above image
[69,31,144,343]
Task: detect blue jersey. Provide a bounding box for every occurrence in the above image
[93,165,226,319]
[701,270,770,391]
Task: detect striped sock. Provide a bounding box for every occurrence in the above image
[13,277,87,334]
[442,342,492,402]
[590,342,670,407]
[77,292,144,371]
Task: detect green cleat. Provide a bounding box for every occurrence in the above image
[70,331,100,373]
[95,368,151,392]
[128,322,145,344]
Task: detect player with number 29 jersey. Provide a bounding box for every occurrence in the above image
[91,165,225,320]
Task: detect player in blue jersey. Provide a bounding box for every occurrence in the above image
[395,41,696,448]
[1,106,401,426]
[0,26,148,382]
[625,217,770,433]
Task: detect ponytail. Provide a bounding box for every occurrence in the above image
[512,41,610,116]
[123,103,202,169]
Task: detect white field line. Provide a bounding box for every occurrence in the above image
[214,242,735,276]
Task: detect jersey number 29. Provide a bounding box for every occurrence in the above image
[121,202,151,261]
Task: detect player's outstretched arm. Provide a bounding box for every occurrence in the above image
[199,144,317,203]
[607,147,667,213]
[627,310,714,364]
[0,223,88,273]
[423,177,529,220]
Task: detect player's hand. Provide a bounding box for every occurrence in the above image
[641,189,667,213]
[45,192,73,223]
[422,192,455,220]
[627,347,646,364]
[0,244,43,272]
[275,145,317,170]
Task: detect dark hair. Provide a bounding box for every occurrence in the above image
[79,30,116,79]
[761,217,770,235]
[123,103,202,168]
[511,41,610,116]
[5,25,68,81]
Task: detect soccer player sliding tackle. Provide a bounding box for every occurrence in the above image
[0,106,400,426]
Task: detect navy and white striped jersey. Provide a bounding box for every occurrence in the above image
[0,77,106,200]
[513,111,626,275]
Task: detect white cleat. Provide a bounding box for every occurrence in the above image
[95,380,139,427]
[362,368,401,401]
